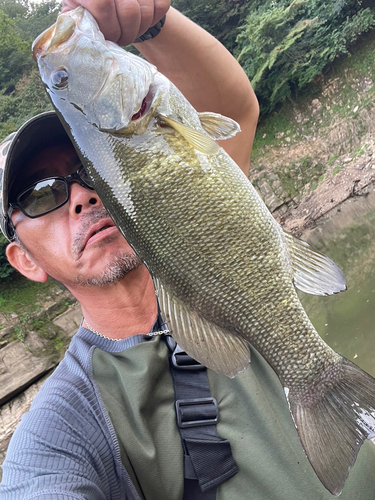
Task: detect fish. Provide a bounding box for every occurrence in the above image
[32,7,375,496]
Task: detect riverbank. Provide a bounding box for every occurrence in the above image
[280,152,375,235]
[249,28,375,235]
[0,299,82,478]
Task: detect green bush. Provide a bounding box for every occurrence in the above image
[237,0,375,113]
[0,69,52,141]
[172,0,249,53]
[0,9,31,93]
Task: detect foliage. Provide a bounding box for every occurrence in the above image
[171,0,249,54]
[0,9,31,93]
[0,68,52,141]
[237,0,375,113]
[0,0,60,40]
[0,1,55,141]
[0,233,14,279]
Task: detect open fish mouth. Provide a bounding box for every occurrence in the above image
[32,12,77,60]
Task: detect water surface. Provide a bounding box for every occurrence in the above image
[299,187,375,377]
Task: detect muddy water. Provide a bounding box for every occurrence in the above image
[299,186,375,377]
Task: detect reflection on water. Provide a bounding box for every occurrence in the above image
[299,186,375,377]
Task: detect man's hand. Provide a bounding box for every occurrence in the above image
[61,0,170,46]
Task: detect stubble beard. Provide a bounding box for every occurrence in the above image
[73,207,142,287]
[75,250,142,287]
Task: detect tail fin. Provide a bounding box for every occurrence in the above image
[285,357,375,496]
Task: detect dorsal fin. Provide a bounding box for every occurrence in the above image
[197,111,240,140]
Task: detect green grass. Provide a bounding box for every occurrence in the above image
[328,154,339,166]
[252,106,297,160]
[0,273,63,317]
[13,324,25,343]
[271,156,326,198]
[333,165,343,175]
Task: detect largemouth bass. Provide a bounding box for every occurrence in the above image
[33,7,375,496]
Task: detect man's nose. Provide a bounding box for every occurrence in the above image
[68,181,101,219]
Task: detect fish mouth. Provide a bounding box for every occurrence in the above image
[32,23,56,61]
[131,87,155,122]
[32,9,79,61]
[82,218,118,251]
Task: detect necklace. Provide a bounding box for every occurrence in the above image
[83,318,169,341]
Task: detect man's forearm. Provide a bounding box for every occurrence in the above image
[137,8,259,174]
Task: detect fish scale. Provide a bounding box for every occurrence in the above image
[90,125,333,386]
[34,6,375,496]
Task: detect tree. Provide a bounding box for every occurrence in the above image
[172,0,249,53]
[0,1,55,141]
[237,0,375,113]
[13,1,61,42]
[0,9,31,93]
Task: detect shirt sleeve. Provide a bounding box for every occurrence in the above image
[0,405,110,500]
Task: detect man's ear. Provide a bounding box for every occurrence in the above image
[6,242,49,283]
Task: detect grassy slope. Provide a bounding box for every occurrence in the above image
[250,29,375,200]
[0,274,65,324]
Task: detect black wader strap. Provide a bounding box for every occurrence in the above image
[165,335,238,499]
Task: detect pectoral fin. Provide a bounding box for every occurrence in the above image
[284,232,346,296]
[197,112,241,140]
[158,115,220,155]
[154,278,250,378]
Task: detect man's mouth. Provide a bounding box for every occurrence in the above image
[82,219,119,250]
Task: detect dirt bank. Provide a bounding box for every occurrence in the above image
[279,152,375,235]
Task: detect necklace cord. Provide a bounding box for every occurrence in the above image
[83,318,169,341]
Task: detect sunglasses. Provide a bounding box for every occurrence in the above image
[9,165,95,219]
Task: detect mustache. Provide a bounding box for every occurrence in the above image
[72,207,112,257]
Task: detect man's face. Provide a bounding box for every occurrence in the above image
[10,141,142,288]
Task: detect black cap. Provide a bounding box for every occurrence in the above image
[0,111,70,240]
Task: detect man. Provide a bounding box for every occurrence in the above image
[0,1,374,499]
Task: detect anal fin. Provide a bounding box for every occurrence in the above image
[154,278,250,378]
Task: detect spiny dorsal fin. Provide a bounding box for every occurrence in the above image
[154,277,250,378]
[197,112,241,140]
[158,115,220,155]
[284,232,346,296]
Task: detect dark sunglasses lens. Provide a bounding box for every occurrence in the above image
[18,179,68,217]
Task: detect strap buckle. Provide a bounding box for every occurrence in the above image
[165,335,205,370]
[176,398,219,428]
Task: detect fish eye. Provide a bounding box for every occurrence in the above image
[52,69,69,89]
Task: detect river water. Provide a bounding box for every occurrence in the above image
[298,186,375,377]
